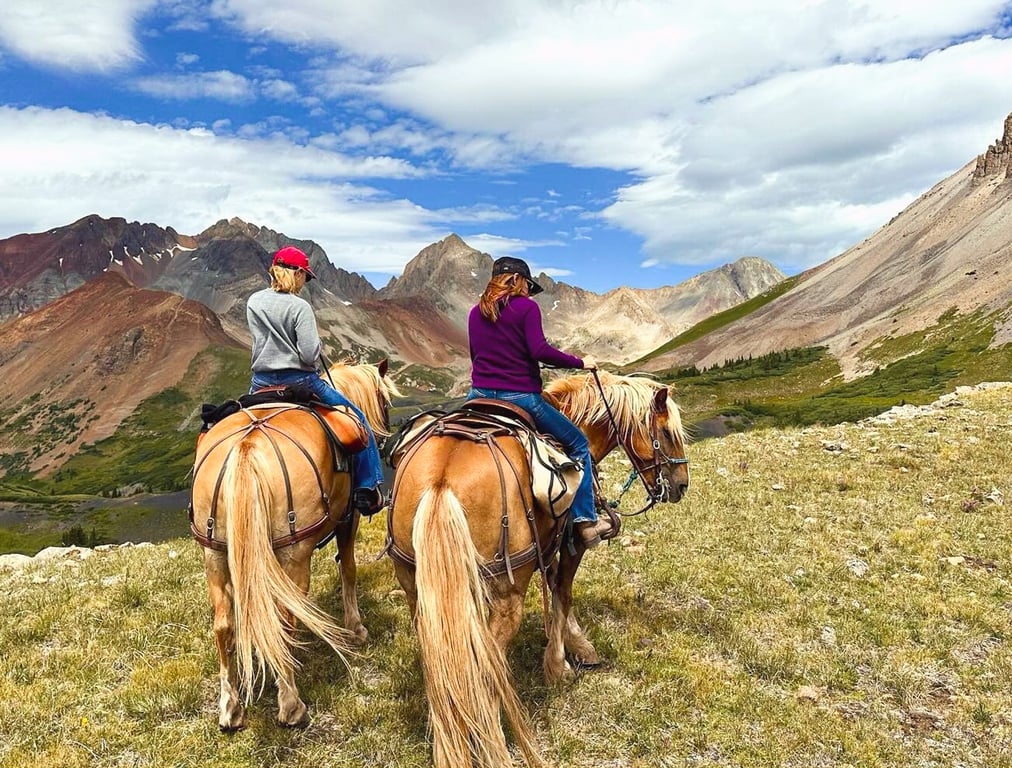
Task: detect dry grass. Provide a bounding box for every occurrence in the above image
[2,384,1012,767]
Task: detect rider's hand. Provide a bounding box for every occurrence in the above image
[581,355,598,371]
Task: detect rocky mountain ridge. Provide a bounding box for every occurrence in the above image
[643,112,1012,378]
[0,218,785,367]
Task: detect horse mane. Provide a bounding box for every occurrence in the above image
[327,360,403,437]
[544,371,685,446]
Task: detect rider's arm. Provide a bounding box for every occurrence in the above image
[519,299,583,369]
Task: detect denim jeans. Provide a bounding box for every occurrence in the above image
[467,387,597,523]
[250,370,384,491]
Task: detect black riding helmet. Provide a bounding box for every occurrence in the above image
[491,256,543,295]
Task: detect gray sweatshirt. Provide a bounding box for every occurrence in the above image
[247,288,321,373]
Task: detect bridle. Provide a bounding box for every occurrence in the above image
[590,370,689,516]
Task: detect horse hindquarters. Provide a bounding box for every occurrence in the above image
[412,487,541,768]
[219,440,350,710]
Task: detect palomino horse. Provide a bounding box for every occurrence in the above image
[190,359,400,731]
[387,371,689,767]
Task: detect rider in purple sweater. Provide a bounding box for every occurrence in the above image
[467,257,613,548]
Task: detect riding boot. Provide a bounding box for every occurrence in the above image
[351,487,385,517]
[574,518,613,549]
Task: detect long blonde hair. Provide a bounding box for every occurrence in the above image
[269,265,307,294]
[478,273,529,322]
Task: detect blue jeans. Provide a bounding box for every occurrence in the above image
[467,388,597,523]
[251,370,384,491]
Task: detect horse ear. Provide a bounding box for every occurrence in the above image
[652,387,668,414]
[377,358,389,378]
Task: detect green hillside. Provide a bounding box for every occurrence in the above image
[627,274,803,368]
[2,384,1010,767]
[0,347,251,554]
[657,307,1012,436]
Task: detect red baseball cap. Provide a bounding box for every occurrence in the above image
[272,246,317,281]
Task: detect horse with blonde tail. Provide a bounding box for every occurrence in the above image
[411,483,543,768]
[190,359,400,731]
[387,371,689,767]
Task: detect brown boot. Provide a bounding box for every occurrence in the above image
[575,519,613,549]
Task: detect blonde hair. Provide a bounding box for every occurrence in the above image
[478,273,529,322]
[269,265,307,294]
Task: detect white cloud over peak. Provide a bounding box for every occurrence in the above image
[0,105,443,273]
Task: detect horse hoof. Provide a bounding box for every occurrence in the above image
[219,721,246,733]
[279,706,311,729]
[544,661,575,685]
[348,625,369,647]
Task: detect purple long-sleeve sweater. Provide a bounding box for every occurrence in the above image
[468,296,583,392]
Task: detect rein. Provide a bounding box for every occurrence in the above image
[319,349,338,390]
[590,369,689,516]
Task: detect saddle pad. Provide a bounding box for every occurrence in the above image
[390,408,582,517]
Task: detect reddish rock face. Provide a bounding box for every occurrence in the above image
[0,271,240,472]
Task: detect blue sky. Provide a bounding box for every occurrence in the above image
[1,2,1011,293]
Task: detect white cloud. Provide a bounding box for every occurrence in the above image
[260,78,300,101]
[0,0,154,71]
[600,37,1012,270]
[3,0,1012,284]
[458,232,570,277]
[132,70,257,102]
[0,106,444,274]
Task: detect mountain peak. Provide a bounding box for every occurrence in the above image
[972,111,1012,183]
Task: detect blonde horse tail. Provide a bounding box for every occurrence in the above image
[221,440,351,699]
[412,486,542,768]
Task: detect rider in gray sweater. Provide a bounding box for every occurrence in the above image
[247,246,385,516]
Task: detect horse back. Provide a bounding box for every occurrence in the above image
[192,406,350,547]
[389,434,544,564]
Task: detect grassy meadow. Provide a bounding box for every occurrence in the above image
[2,384,1011,767]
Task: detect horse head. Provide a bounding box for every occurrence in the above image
[627,385,689,504]
[545,372,690,508]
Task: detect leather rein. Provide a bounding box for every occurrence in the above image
[590,369,689,516]
[189,403,350,552]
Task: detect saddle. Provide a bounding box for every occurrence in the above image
[388,398,582,518]
[199,385,368,455]
[190,386,371,553]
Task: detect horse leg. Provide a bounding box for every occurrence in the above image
[335,518,368,645]
[393,561,418,620]
[564,611,600,667]
[205,553,245,731]
[543,559,573,684]
[487,585,525,653]
[275,556,310,728]
[556,548,602,669]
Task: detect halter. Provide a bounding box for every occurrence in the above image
[590,370,689,516]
